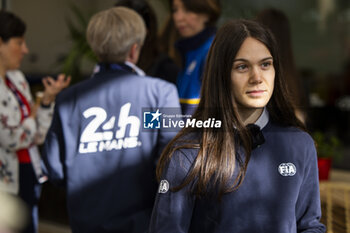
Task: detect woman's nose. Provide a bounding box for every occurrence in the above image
[22,41,29,54]
[173,9,184,22]
[249,66,263,84]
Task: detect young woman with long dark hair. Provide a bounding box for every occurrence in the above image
[149,19,325,233]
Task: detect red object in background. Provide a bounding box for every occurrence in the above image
[318,158,332,180]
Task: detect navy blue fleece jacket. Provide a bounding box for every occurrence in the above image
[149,116,325,233]
[42,64,180,233]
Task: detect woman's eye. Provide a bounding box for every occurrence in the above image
[236,64,248,71]
[172,6,179,13]
[261,61,272,69]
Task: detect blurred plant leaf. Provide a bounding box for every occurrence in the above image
[312,131,343,162]
[68,2,88,29]
[58,2,97,84]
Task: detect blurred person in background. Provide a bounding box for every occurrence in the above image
[115,0,179,84]
[42,7,180,233]
[168,0,221,115]
[257,8,308,123]
[0,10,70,233]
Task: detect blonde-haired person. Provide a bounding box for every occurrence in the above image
[87,7,145,64]
[43,7,180,233]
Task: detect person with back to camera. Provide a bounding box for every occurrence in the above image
[0,10,70,233]
[169,0,221,115]
[42,7,181,233]
[149,19,326,233]
[114,0,180,84]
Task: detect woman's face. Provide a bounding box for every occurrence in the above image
[0,37,28,72]
[231,37,275,111]
[172,0,209,38]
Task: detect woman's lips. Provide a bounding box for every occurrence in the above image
[177,26,186,32]
[246,90,266,97]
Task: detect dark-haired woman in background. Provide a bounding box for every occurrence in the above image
[0,10,70,233]
[149,19,325,233]
[169,0,221,115]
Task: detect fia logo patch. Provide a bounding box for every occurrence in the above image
[158,180,169,193]
[278,163,296,176]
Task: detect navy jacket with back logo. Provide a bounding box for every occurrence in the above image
[42,65,181,233]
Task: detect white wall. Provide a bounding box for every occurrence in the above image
[6,0,170,76]
[5,0,170,76]
[8,0,117,75]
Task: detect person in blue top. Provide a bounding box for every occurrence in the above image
[170,0,221,115]
[149,19,326,233]
[42,7,180,233]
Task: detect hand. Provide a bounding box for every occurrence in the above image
[30,103,39,119]
[41,74,71,105]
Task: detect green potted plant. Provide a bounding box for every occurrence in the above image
[59,3,97,84]
[312,131,343,180]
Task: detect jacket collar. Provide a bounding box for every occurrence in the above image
[175,27,216,54]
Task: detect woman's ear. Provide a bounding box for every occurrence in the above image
[0,38,4,52]
[203,14,210,25]
[0,37,7,48]
[126,43,141,64]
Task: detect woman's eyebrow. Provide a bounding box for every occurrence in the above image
[261,57,273,61]
[233,56,273,63]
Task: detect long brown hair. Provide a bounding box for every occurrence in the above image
[157,19,305,199]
